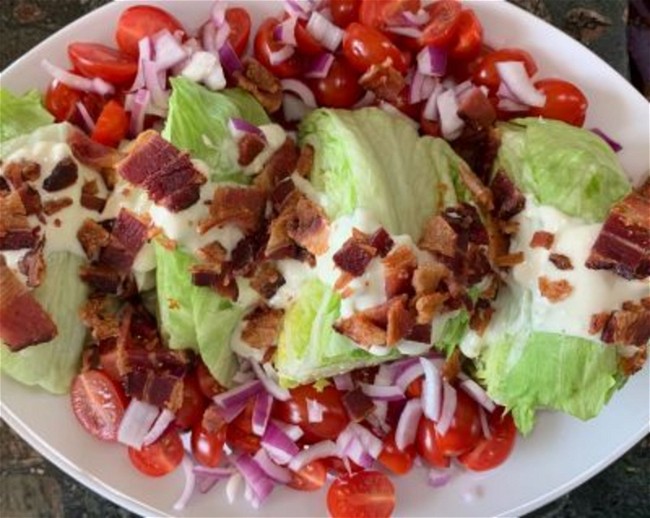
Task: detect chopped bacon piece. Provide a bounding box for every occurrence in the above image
[383,245,417,298]
[250,262,285,299]
[196,241,227,266]
[0,176,10,194]
[265,211,298,260]
[234,58,283,113]
[358,296,405,328]
[68,127,123,172]
[0,230,37,251]
[99,209,149,271]
[530,231,555,249]
[469,299,494,336]
[80,180,107,213]
[406,323,432,344]
[231,230,268,277]
[549,253,573,270]
[457,87,497,129]
[412,262,448,295]
[386,296,415,346]
[18,239,46,288]
[0,191,30,234]
[42,157,78,192]
[287,197,329,255]
[17,185,42,216]
[241,305,284,349]
[255,139,300,193]
[269,178,297,213]
[538,276,573,302]
[295,144,314,177]
[42,196,73,216]
[333,235,377,277]
[490,171,525,220]
[586,180,650,280]
[79,296,120,341]
[618,345,647,376]
[451,126,500,185]
[201,185,266,235]
[589,312,610,335]
[495,251,524,268]
[458,163,493,210]
[601,305,650,346]
[79,264,123,294]
[190,263,239,301]
[419,215,459,258]
[334,314,386,348]
[342,387,375,423]
[442,349,462,382]
[415,292,448,325]
[358,59,405,103]
[369,228,394,258]
[0,255,57,350]
[3,160,41,187]
[237,133,266,167]
[500,219,520,235]
[77,219,111,260]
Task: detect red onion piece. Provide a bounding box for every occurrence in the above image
[360,383,405,401]
[436,381,457,436]
[274,16,298,46]
[252,392,274,436]
[253,449,293,483]
[218,397,249,423]
[394,362,424,392]
[251,362,291,401]
[417,46,447,77]
[219,41,243,74]
[226,472,244,504]
[285,0,311,20]
[342,437,374,468]
[212,0,227,27]
[228,117,266,141]
[154,29,188,70]
[130,36,152,91]
[41,59,114,96]
[281,79,317,108]
[437,88,465,140]
[215,21,231,50]
[142,59,169,108]
[409,70,426,104]
[428,468,452,488]
[401,9,430,27]
[460,378,496,412]
[496,61,545,107]
[173,456,197,511]
[269,44,296,66]
[142,408,175,446]
[261,421,300,465]
[196,473,221,494]
[386,26,423,39]
[333,372,354,391]
[422,82,443,121]
[202,20,217,53]
[385,357,420,384]
[590,128,623,152]
[117,398,160,449]
[271,420,304,441]
[306,398,326,423]
[306,11,344,51]
[233,453,275,504]
[395,399,422,451]
[304,52,335,78]
[353,91,376,109]
[75,102,95,133]
[498,97,529,112]
[193,466,234,477]
[420,357,442,421]
[214,379,263,409]
[128,88,150,137]
[349,423,383,459]
[288,440,339,471]
[282,93,312,122]
[479,407,492,440]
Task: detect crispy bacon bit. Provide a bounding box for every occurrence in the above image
[265,209,298,260]
[18,239,46,288]
[334,272,354,295]
[100,209,149,271]
[196,241,227,266]
[490,171,525,220]
[342,387,375,423]
[3,160,41,187]
[530,231,555,249]
[190,264,239,301]
[17,185,42,216]
[334,235,377,277]
[458,163,494,211]
[500,219,520,235]
[287,197,329,255]
[201,185,266,235]
[469,299,494,336]
[0,255,57,350]
[586,180,650,280]
[79,265,124,294]
[358,59,405,103]
[386,296,415,346]
[415,293,448,325]
[269,178,297,213]
[601,305,650,346]
[495,252,524,268]
[451,126,501,185]
[589,312,611,335]
[250,262,285,299]
[407,323,432,344]
[77,219,111,260]
[0,176,10,194]
[238,133,267,167]
[369,228,394,258]
[0,191,30,233]
[457,87,497,129]
[549,253,573,270]
[538,276,573,302]
[234,58,282,113]
[241,305,284,349]
[42,157,78,192]
[68,128,123,173]
[383,245,417,298]
[255,139,300,193]
[42,196,73,216]
[231,231,268,277]
[442,349,462,382]
[79,296,120,341]
[334,314,386,348]
[412,262,448,295]
[80,180,107,212]
[618,345,647,376]
[0,230,37,251]
[419,215,458,258]
[295,144,314,177]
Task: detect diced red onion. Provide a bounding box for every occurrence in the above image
[282,93,312,122]
[417,46,447,77]
[360,383,405,402]
[196,473,221,494]
[117,398,159,449]
[420,357,442,422]
[253,449,292,483]
[498,98,529,112]
[218,41,243,74]
[437,88,465,140]
[285,0,311,20]
[274,16,298,46]
[142,408,175,446]
[232,369,256,384]
[479,407,492,440]
[251,362,291,401]
[428,468,452,488]
[41,59,114,95]
[226,472,244,504]
[228,117,266,141]
[211,1,227,27]
[342,437,374,468]
[496,61,545,107]
[75,102,95,133]
[395,399,422,451]
[193,466,234,478]
[394,362,424,392]
[261,421,300,465]
[397,339,432,356]
[422,83,444,121]
[353,91,376,109]
[304,52,335,78]
[130,37,152,91]
[590,128,623,152]
[142,60,169,108]
[252,392,274,436]
[213,379,263,410]
[454,79,473,98]
[460,378,496,412]
[386,357,420,383]
[306,11,344,51]
[271,420,304,441]
[215,22,231,50]
[496,80,518,102]
[202,21,217,53]
[269,44,296,66]
[288,440,339,471]
[349,423,383,459]
[386,26,423,39]
[401,9,430,27]
[173,456,196,511]
[218,397,249,423]
[154,29,188,70]
[233,454,275,504]
[306,398,326,423]
[333,373,354,391]
[281,79,317,108]
[409,70,426,104]
[436,381,457,436]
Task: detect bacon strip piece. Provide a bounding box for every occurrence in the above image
[234,58,282,113]
[586,180,650,280]
[201,185,267,235]
[538,276,573,302]
[530,231,555,250]
[457,87,497,129]
[601,302,650,347]
[77,219,111,260]
[383,245,417,298]
[241,305,284,349]
[333,231,377,277]
[254,139,300,194]
[0,191,37,251]
[18,239,46,288]
[287,197,329,256]
[359,59,405,103]
[99,209,149,271]
[386,296,415,346]
[458,163,493,211]
[250,262,285,300]
[490,171,525,220]
[334,314,387,348]
[0,255,57,350]
[238,133,266,166]
[342,387,375,422]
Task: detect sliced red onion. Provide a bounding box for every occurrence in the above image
[496,61,545,107]
[281,79,317,108]
[349,423,383,459]
[306,11,344,51]
[479,407,492,440]
[590,128,623,152]
[496,81,517,102]
[386,26,423,39]
[285,0,312,20]
[422,83,444,121]
[218,41,243,74]
[436,381,457,436]
[397,339,432,356]
[387,357,421,383]
[395,399,422,451]
[142,60,169,108]
[282,93,311,122]
[211,1,227,27]
[173,456,196,511]
[154,30,188,71]
[394,362,424,392]
[253,449,292,484]
[401,9,430,27]
[215,22,232,51]
[360,383,405,401]
[252,392,274,436]
[420,357,442,422]
[202,21,217,53]
[117,398,159,449]
[213,379,263,409]
[261,421,300,465]
[75,102,95,133]
[304,52,335,79]
[342,437,374,468]
[218,397,249,423]
[437,88,465,140]
[193,466,234,478]
[196,473,221,494]
[233,454,275,504]
[498,97,529,112]
[454,79,473,98]
[274,16,298,46]
[232,369,256,385]
[460,378,496,412]
[226,472,244,504]
[228,117,266,141]
[417,46,447,77]
[353,91,376,109]
[306,398,326,423]
[251,362,291,401]
[428,468,452,488]
[288,440,339,471]
[41,59,114,95]
[269,45,296,66]
[409,70,426,104]
[142,408,175,446]
[271,419,304,441]
[130,37,152,91]
[333,372,354,391]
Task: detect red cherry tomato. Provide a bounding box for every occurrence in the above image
[309,58,363,108]
[420,117,442,138]
[287,460,328,491]
[378,431,416,475]
[115,5,184,56]
[45,81,105,124]
[472,48,538,94]
[324,456,366,476]
[359,0,420,30]
[196,359,226,399]
[128,428,184,477]
[70,370,128,442]
[295,20,325,56]
[405,377,423,398]
[68,43,137,86]
[419,0,462,48]
[191,421,227,468]
[226,399,261,454]
[343,23,409,73]
[435,390,482,457]
[529,78,589,127]
[448,10,483,62]
[327,471,396,518]
[254,17,302,78]
[225,7,251,56]
[416,417,451,468]
[91,100,129,148]
[174,372,209,431]
[458,408,517,471]
[271,384,349,443]
[331,0,361,28]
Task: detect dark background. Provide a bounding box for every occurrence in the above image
[0,1,648,517]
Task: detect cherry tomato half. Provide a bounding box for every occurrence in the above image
[378,431,416,475]
[309,57,363,108]
[71,370,128,442]
[196,359,226,399]
[191,421,227,468]
[529,78,588,127]
[420,0,462,48]
[254,17,303,78]
[331,0,361,28]
[287,460,328,491]
[458,408,517,471]
[44,81,106,126]
[448,10,483,62]
[68,42,137,86]
[416,417,451,468]
[343,23,409,73]
[225,7,252,56]
[435,389,482,457]
[174,372,209,431]
[327,471,396,518]
[472,48,538,94]
[115,5,184,56]
[295,20,325,56]
[226,399,261,454]
[128,428,184,477]
[359,0,420,30]
[91,100,129,148]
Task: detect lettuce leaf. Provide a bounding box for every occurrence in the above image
[0,253,88,394]
[496,118,630,222]
[0,89,54,145]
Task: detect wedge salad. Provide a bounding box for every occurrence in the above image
[1,0,648,516]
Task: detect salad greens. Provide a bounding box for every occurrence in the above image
[0,88,54,145]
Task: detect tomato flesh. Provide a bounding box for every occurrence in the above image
[359,0,420,30]
[331,0,361,28]
[226,399,261,454]
[174,372,209,431]
[459,408,517,471]
[529,78,588,127]
[196,359,226,399]
[327,471,396,518]
[68,42,137,86]
[115,5,184,56]
[472,48,538,94]
[448,10,483,62]
[295,20,325,56]
[378,431,416,475]
[225,7,251,56]
[254,17,302,78]
[191,421,227,468]
[288,460,328,491]
[91,100,128,148]
[343,23,408,73]
[434,390,482,457]
[416,417,451,468]
[128,428,184,477]
[420,0,462,48]
[309,58,363,108]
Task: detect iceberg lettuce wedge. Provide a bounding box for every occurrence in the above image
[0,89,54,145]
